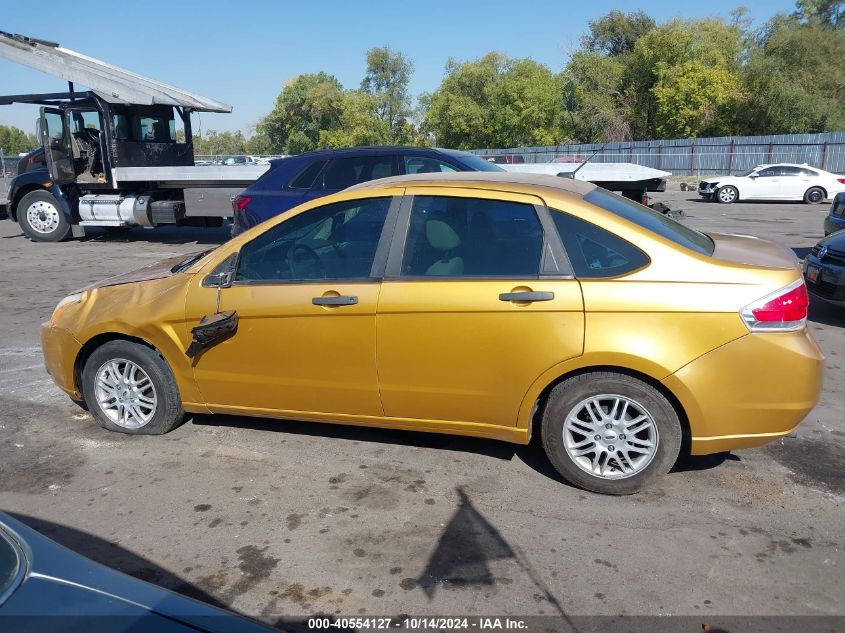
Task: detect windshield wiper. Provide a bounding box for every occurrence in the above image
[171,249,212,274]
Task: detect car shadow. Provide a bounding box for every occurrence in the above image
[190,414,733,487]
[6,512,237,613]
[77,225,231,246]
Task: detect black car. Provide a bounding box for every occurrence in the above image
[804,230,845,306]
[0,512,271,632]
[230,146,502,236]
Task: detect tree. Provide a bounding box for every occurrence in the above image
[361,46,414,143]
[256,72,346,154]
[581,10,656,56]
[742,17,845,133]
[793,0,844,29]
[319,91,392,147]
[192,129,248,155]
[0,125,38,155]
[422,53,564,148]
[625,19,745,138]
[562,52,631,142]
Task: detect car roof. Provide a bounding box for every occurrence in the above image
[345,171,598,196]
[295,145,452,158]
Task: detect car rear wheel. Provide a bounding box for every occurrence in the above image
[540,372,682,495]
[82,340,185,435]
[803,187,825,204]
[716,186,738,204]
[17,190,71,242]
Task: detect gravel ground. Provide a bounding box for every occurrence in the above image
[0,190,842,630]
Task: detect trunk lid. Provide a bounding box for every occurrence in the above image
[708,232,801,270]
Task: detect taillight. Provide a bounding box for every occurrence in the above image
[740,279,809,332]
[837,178,845,185]
[232,194,251,214]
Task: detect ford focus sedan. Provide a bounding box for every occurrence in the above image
[41,173,823,495]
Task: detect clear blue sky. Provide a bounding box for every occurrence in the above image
[1,0,796,136]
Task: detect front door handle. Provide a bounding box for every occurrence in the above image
[312,295,358,306]
[499,291,555,302]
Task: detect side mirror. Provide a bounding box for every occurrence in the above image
[186,310,238,358]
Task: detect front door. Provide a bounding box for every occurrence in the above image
[187,194,400,417]
[39,108,75,184]
[376,189,585,427]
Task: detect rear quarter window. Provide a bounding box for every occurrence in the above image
[288,160,326,189]
[551,209,649,278]
[584,189,714,256]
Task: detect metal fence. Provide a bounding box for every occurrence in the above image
[470,132,845,177]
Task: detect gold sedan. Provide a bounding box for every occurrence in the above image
[41,173,823,494]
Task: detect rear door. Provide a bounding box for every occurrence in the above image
[375,188,584,427]
[39,108,75,184]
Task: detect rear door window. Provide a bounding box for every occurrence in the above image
[403,156,457,175]
[400,196,543,277]
[319,156,396,190]
[550,209,649,278]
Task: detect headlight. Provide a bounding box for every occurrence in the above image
[50,292,84,325]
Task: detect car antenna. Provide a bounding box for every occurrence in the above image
[570,140,611,179]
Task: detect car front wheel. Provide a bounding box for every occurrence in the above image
[540,372,682,495]
[716,186,738,204]
[82,340,185,435]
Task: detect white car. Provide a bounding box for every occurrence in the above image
[698,163,845,204]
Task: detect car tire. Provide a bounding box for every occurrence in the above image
[715,186,738,204]
[803,187,825,204]
[540,372,682,495]
[17,190,71,242]
[82,340,185,435]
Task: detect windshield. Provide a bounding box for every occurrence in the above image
[440,150,505,172]
[0,529,22,606]
[584,189,715,256]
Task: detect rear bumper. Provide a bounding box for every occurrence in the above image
[662,329,824,455]
[41,322,82,399]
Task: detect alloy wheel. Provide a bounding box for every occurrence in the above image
[94,358,157,429]
[562,394,659,479]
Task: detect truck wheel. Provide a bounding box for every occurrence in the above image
[540,372,682,495]
[17,190,71,242]
[81,340,185,435]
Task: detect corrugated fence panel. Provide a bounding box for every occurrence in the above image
[471,132,845,176]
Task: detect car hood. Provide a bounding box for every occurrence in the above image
[816,229,845,250]
[709,232,801,269]
[81,251,208,291]
[701,175,743,185]
[0,513,271,632]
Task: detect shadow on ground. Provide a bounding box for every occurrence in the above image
[191,414,733,488]
[7,512,235,611]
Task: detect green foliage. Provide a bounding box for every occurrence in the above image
[0,125,38,155]
[742,17,845,133]
[422,52,564,149]
[793,0,844,28]
[192,129,249,155]
[256,72,346,154]
[581,10,656,56]
[361,46,414,143]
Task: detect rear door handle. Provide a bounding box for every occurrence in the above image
[312,295,358,306]
[499,291,555,302]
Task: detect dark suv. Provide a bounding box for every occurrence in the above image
[230,146,501,235]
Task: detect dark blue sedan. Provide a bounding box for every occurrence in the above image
[824,192,845,236]
[230,146,502,236]
[0,512,272,632]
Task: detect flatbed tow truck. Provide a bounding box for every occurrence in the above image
[0,32,268,242]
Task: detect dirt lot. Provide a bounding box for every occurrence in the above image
[0,190,843,629]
